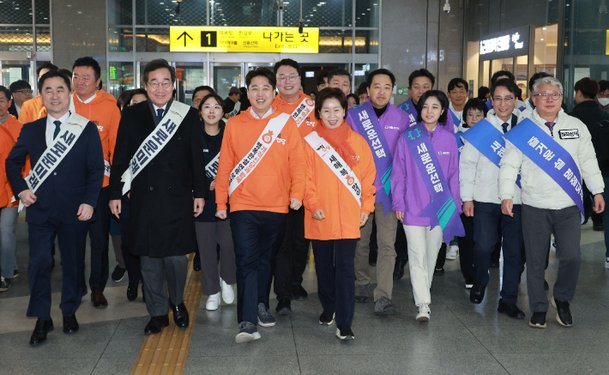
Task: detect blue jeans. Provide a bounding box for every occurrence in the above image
[603,176,609,257]
[473,202,523,303]
[0,207,18,279]
[230,210,286,325]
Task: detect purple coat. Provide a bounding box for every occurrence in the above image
[391,122,461,226]
[347,103,409,205]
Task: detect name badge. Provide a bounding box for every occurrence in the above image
[558,129,579,139]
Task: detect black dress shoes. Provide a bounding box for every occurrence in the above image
[127,283,138,301]
[63,315,79,334]
[469,285,485,304]
[497,300,526,319]
[30,318,54,346]
[144,315,169,335]
[91,290,108,308]
[171,303,189,328]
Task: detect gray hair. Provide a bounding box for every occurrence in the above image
[532,76,563,95]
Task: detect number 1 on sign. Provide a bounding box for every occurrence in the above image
[201,31,217,47]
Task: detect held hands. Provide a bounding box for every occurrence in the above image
[395,211,404,222]
[77,204,94,221]
[193,198,204,217]
[463,201,474,217]
[593,194,605,214]
[360,212,369,227]
[19,189,37,207]
[290,198,302,210]
[312,209,325,221]
[501,199,513,217]
[215,209,227,220]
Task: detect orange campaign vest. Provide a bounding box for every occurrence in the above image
[273,94,317,138]
[0,115,24,207]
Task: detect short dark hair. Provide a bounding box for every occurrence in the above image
[117,88,147,110]
[346,93,359,106]
[72,56,101,80]
[0,86,11,101]
[315,88,348,120]
[356,81,369,96]
[143,59,176,84]
[448,78,469,92]
[328,69,351,82]
[192,85,215,101]
[197,93,226,114]
[245,67,276,90]
[477,86,490,100]
[490,70,515,85]
[8,80,30,93]
[408,69,435,88]
[367,68,396,87]
[36,62,58,77]
[600,80,609,92]
[574,77,599,99]
[38,70,71,92]
[416,90,449,125]
[58,68,72,83]
[528,72,552,92]
[491,78,519,96]
[273,58,301,75]
[316,71,329,86]
[463,98,488,118]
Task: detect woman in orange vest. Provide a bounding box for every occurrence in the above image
[303,88,376,340]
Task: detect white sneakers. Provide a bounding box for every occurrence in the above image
[206,292,221,311]
[416,304,431,322]
[605,257,609,269]
[205,278,235,311]
[220,277,235,304]
[446,244,459,260]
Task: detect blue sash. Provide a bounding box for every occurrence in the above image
[504,118,584,216]
[447,108,465,151]
[462,119,521,188]
[448,108,460,129]
[403,124,465,241]
[397,98,418,127]
[349,101,393,213]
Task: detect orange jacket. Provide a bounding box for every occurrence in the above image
[215,107,307,214]
[0,115,23,207]
[72,90,120,187]
[303,124,376,240]
[273,94,316,138]
[18,96,45,124]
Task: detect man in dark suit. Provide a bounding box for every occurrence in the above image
[8,80,33,117]
[6,70,104,346]
[109,59,205,335]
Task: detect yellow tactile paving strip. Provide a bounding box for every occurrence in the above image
[131,255,201,375]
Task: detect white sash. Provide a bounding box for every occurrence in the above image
[304,131,362,206]
[228,101,241,117]
[228,113,290,195]
[290,96,315,128]
[205,152,220,180]
[121,101,190,194]
[20,113,88,211]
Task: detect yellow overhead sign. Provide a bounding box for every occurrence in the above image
[169,26,319,53]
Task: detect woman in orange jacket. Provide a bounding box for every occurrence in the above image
[303,88,376,340]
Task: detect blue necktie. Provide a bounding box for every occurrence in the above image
[53,120,61,140]
[501,123,509,134]
[156,108,164,122]
[545,121,555,136]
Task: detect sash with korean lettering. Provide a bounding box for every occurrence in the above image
[291,96,315,128]
[349,101,392,213]
[227,101,241,118]
[446,109,465,151]
[461,118,520,188]
[504,118,584,217]
[397,98,418,127]
[20,113,88,211]
[304,131,361,206]
[228,112,290,195]
[205,153,220,180]
[403,124,465,242]
[121,101,190,195]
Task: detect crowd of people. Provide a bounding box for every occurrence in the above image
[0,56,608,346]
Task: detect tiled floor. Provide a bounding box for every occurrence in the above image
[2,217,609,375]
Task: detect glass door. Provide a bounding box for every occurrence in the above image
[213,64,242,99]
[175,62,205,106]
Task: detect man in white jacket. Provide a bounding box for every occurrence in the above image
[499,76,605,329]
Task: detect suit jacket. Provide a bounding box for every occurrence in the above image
[5,116,104,224]
[109,101,206,257]
[7,102,18,118]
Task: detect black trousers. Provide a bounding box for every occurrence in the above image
[458,214,474,282]
[87,186,110,291]
[119,197,141,285]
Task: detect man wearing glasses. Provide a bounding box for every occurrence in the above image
[109,59,205,336]
[8,80,33,117]
[500,76,605,329]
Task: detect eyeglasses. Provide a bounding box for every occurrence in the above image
[492,96,515,103]
[147,80,173,90]
[13,89,32,95]
[277,74,300,82]
[533,92,562,100]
